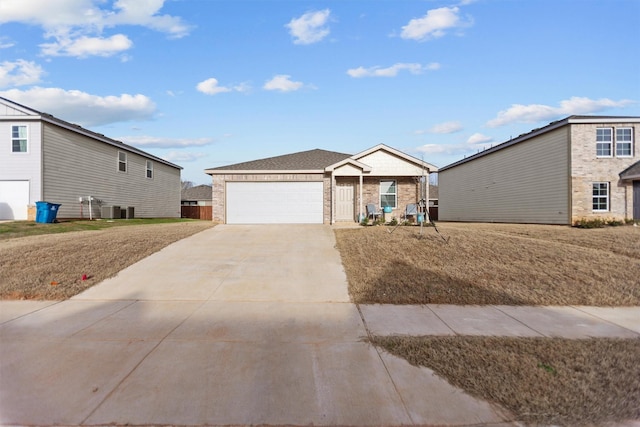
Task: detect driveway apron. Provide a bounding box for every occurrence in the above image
[0,225,509,426]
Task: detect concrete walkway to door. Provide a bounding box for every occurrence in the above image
[0,225,512,427]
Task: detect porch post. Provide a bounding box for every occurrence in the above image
[331,172,336,224]
[359,174,363,222]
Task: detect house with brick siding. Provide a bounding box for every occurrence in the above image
[205,144,437,224]
[438,116,640,225]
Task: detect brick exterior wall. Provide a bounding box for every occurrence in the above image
[570,123,639,223]
[212,173,424,224]
[362,176,419,220]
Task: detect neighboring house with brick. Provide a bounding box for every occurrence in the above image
[205,144,437,224]
[0,97,182,220]
[439,116,640,224]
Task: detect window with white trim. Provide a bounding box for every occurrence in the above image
[11,125,28,153]
[380,180,397,209]
[118,151,127,172]
[615,127,633,157]
[596,128,612,157]
[146,160,153,179]
[592,182,609,212]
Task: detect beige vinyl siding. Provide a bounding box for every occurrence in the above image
[0,120,43,204]
[42,123,180,218]
[439,127,571,224]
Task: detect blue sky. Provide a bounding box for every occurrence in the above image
[1,0,639,185]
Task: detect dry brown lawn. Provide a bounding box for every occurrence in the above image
[0,221,214,300]
[371,335,640,426]
[335,223,640,306]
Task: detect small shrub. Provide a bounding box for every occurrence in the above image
[606,218,624,227]
[360,217,370,226]
[388,218,398,226]
[573,218,606,228]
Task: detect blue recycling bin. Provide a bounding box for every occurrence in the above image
[35,201,61,223]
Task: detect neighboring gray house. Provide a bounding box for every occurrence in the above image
[205,144,437,224]
[181,184,212,220]
[439,116,640,224]
[0,97,182,220]
[181,184,213,206]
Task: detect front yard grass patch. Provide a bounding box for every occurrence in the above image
[0,221,214,300]
[370,335,640,426]
[335,223,640,306]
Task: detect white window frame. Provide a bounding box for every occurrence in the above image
[380,180,397,209]
[118,151,127,173]
[615,127,633,158]
[11,125,28,153]
[596,128,612,158]
[146,160,153,179]
[592,182,609,212]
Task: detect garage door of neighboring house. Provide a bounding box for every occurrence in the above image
[0,180,29,220]
[226,181,324,224]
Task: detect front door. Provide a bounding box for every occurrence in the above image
[336,183,355,221]
[634,181,640,220]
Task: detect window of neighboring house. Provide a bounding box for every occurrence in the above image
[11,125,28,152]
[592,182,609,212]
[380,180,397,209]
[146,160,153,179]
[118,151,127,172]
[596,128,612,157]
[615,127,633,157]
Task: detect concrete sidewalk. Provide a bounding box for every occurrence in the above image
[360,304,640,338]
[0,225,512,427]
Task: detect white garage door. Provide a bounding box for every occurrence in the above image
[0,180,30,220]
[226,181,324,224]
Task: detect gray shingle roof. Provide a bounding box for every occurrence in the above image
[620,161,640,179]
[181,184,212,201]
[208,149,352,171]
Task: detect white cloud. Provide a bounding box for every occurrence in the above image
[0,86,156,126]
[0,0,192,58]
[119,136,214,148]
[487,97,636,127]
[196,78,251,95]
[0,37,15,49]
[429,121,463,134]
[0,60,45,88]
[415,143,453,155]
[347,62,439,78]
[263,75,304,92]
[163,151,208,162]
[40,34,132,57]
[196,78,232,95]
[400,6,472,41]
[467,133,493,144]
[286,9,331,45]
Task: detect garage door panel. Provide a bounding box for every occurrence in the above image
[227,182,323,224]
[0,181,30,220]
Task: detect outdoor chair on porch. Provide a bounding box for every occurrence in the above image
[403,203,418,222]
[366,203,382,221]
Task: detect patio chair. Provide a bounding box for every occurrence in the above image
[403,203,418,222]
[366,203,382,221]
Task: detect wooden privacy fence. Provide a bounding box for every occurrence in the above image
[181,206,212,220]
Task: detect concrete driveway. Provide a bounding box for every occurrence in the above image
[0,225,509,426]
